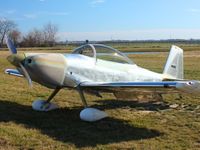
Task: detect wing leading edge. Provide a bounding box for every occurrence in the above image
[81,81,177,88]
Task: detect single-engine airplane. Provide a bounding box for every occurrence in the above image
[5,37,200,122]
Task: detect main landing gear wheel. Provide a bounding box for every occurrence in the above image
[77,86,108,122]
[80,108,108,122]
[32,88,60,111]
[32,100,59,111]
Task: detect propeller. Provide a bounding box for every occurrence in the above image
[19,63,33,87]
[6,36,33,87]
[5,35,17,54]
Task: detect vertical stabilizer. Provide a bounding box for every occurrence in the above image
[163,45,184,80]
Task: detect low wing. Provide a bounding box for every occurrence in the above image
[80,81,200,96]
[5,69,23,77]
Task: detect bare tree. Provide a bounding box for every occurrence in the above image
[0,18,16,47]
[21,28,44,47]
[21,34,34,47]
[9,29,21,46]
[43,22,58,47]
[30,28,44,46]
[20,22,59,47]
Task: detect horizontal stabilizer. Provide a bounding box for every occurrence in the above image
[176,80,200,96]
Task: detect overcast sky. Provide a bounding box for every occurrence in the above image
[1,0,200,41]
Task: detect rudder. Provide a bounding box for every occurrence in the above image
[163,45,184,80]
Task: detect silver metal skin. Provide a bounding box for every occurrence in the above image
[24,53,67,89]
[5,41,200,122]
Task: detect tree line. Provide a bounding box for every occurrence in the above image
[0,18,58,47]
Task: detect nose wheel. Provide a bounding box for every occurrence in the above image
[32,88,60,111]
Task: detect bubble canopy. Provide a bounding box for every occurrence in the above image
[72,44,134,64]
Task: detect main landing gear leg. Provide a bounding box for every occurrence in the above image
[32,88,61,111]
[77,86,88,108]
[77,86,108,122]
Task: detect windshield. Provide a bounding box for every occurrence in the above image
[72,44,134,64]
[72,44,95,57]
[94,44,133,64]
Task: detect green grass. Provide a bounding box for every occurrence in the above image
[1,42,200,53]
[0,45,200,149]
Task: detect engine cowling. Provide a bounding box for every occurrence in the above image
[25,53,67,89]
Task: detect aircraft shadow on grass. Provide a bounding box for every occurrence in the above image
[0,99,165,148]
[94,99,170,111]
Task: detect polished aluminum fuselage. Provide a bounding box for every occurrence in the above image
[64,54,163,87]
[22,53,163,88]
[24,53,163,89]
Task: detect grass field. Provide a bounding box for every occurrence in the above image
[1,41,200,53]
[0,44,200,149]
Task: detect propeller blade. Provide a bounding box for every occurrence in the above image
[19,63,33,87]
[5,35,17,54]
